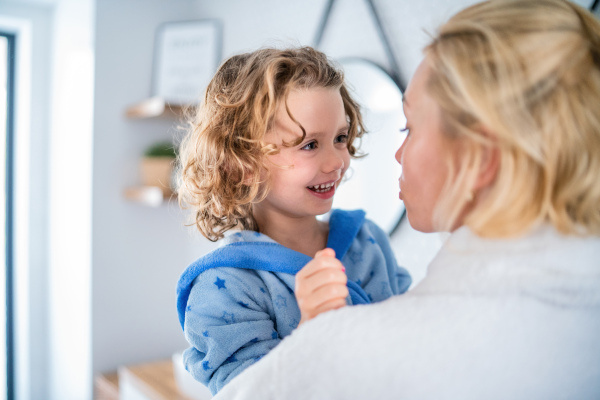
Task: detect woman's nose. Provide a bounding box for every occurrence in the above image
[395,142,405,165]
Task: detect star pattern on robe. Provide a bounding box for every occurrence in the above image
[349,249,363,264]
[289,319,299,329]
[274,294,287,309]
[221,312,235,324]
[214,277,226,290]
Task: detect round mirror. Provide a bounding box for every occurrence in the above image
[327,59,407,234]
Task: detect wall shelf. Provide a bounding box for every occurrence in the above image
[124,186,175,207]
[125,96,191,119]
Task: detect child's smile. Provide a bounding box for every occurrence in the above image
[307,180,337,199]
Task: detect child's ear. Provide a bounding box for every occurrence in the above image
[241,168,267,186]
[242,172,255,186]
[473,130,500,191]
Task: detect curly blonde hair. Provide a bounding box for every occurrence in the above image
[425,0,600,237]
[177,46,365,241]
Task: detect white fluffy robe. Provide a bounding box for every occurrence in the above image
[214,225,600,400]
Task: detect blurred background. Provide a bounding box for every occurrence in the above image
[0,0,598,399]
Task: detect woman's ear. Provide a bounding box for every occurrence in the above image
[473,137,500,191]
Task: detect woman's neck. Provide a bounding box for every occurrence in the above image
[254,212,329,258]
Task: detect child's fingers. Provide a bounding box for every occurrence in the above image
[298,281,349,312]
[298,284,348,324]
[296,268,347,298]
[312,296,347,316]
[297,254,344,280]
[314,248,336,259]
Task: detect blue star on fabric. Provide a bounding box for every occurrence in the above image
[355,279,362,286]
[202,361,211,370]
[274,294,287,309]
[368,236,376,244]
[349,250,363,264]
[214,277,226,290]
[260,288,266,293]
[271,331,278,339]
[186,305,191,312]
[202,330,210,337]
[222,312,236,324]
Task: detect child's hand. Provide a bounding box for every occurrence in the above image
[295,248,348,326]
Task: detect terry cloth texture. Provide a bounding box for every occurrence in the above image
[176,209,411,394]
[213,224,600,400]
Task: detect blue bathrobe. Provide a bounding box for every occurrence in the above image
[176,209,411,394]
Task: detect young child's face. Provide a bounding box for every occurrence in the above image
[257,87,350,221]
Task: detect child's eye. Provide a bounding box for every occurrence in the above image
[335,133,348,144]
[301,141,317,151]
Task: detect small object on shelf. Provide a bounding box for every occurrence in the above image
[140,141,177,195]
[140,157,175,194]
[124,141,179,206]
[125,96,186,119]
[140,142,177,192]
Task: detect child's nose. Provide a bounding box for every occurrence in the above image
[322,148,345,173]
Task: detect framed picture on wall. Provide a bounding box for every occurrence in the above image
[152,19,221,105]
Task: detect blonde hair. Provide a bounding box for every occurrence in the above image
[425,0,600,237]
[177,46,364,241]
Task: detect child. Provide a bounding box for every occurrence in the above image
[176,46,411,394]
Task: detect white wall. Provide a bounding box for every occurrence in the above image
[92,0,208,376]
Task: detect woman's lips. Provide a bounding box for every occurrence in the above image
[398,178,403,200]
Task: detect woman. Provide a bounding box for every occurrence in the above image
[213,1,600,398]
